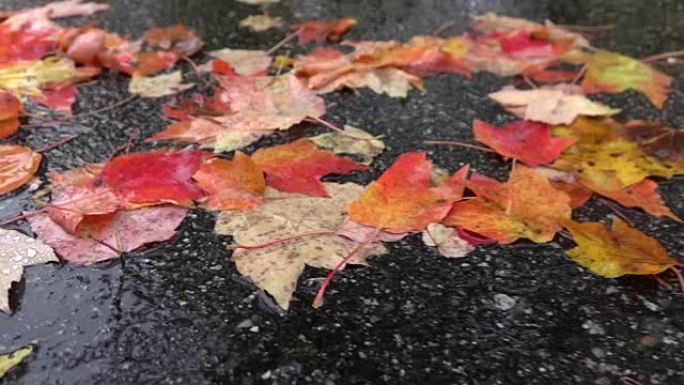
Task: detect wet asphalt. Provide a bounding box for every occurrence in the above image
[1,0,684,384]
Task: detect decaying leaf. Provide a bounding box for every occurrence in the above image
[564,50,672,108]
[0,346,33,378]
[347,152,468,233]
[128,70,194,98]
[444,165,571,244]
[488,87,619,125]
[99,149,208,207]
[0,229,58,313]
[209,49,272,76]
[473,119,576,166]
[215,183,386,310]
[422,223,475,258]
[240,15,283,32]
[308,125,384,164]
[28,205,188,265]
[193,152,265,211]
[0,91,22,139]
[292,17,357,44]
[564,217,678,278]
[0,145,41,195]
[251,139,368,196]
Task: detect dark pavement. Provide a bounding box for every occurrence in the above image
[1,1,683,384]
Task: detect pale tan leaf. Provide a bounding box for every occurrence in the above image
[128,71,194,98]
[422,223,474,258]
[0,229,58,313]
[209,129,269,153]
[215,183,386,309]
[240,15,283,32]
[209,48,272,76]
[308,125,384,165]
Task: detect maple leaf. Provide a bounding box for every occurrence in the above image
[473,119,576,166]
[0,22,56,66]
[47,165,120,233]
[251,139,368,197]
[143,24,204,57]
[471,13,590,49]
[0,58,77,96]
[30,85,77,115]
[534,167,593,209]
[308,125,384,165]
[488,87,619,125]
[128,70,194,98]
[563,218,679,278]
[0,229,58,313]
[347,152,468,233]
[292,17,357,44]
[28,205,188,265]
[580,177,678,221]
[422,223,475,258]
[0,145,41,195]
[553,117,684,189]
[99,149,208,207]
[564,50,672,108]
[215,183,386,310]
[192,152,265,211]
[0,91,22,139]
[621,120,684,162]
[444,166,571,244]
[0,346,32,378]
[208,49,272,76]
[240,15,283,32]
[162,94,231,121]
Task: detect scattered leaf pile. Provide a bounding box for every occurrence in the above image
[0,0,681,321]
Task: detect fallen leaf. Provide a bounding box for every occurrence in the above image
[316,66,423,98]
[347,152,468,233]
[471,13,590,49]
[0,229,58,313]
[251,139,368,196]
[621,120,684,162]
[581,177,678,221]
[0,145,41,195]
[99,149,208,207]
[193,152,265,211]
[422,223,475,258]
[212,129,268,153]
[215,183,386,310]
[0,58,77,96]
[30,85,77,115]
[564,50,672,108]
[0,346,32,378]
[473,119,576,166]
[444,165,571,244]
[564,217,678,277]
[308,125,384,164]
[209,49,272,76]
[292,17,357,44]
[336,218,408,243]
[28,205,188,265]
[128,70,194,98]
[0,91,21,139]
[33,0,109,19]
[488,87,619,125]
[143,24,204,57]
[240,15,283,32]
[162,94,231,121]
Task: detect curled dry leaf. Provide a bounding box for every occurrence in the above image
[215,183,386,310]
[473,119,576,166]
[0,346,33,378]
[192,152,265,211]
[128,70,194,98]
[251,139,368,196]
[240,15,283,32]
[563,218,678,278]
[99,149,208,207]
[444,165,571,244]
[292,17,357,44]
[0,229,58,313]
[143,24,204,57]
[0,145,41,195]
[347,152,468,233]
[28,205,188,265]
[209,49,272,76]
[422,223,475,258]
[488,87,619,125]
[308,125,384,164]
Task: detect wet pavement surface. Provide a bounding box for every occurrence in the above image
[1,0,684,384]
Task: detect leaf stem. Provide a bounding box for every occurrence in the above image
[228,230,335,250]
[642,50,684,63]
[307,116,384,141]
[313,227,380,308]
[423,140,495,153]
[267,27,303,55]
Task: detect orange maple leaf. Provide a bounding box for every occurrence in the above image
[193,152,265,211]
